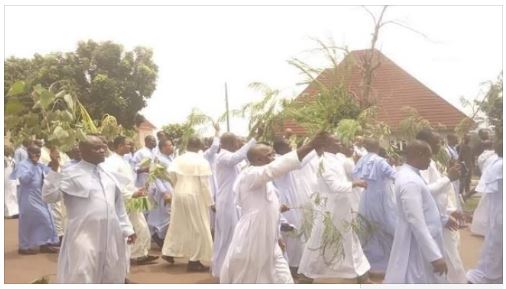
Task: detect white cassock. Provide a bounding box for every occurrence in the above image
[40,149,70,238]
[272,152,315,268]
[220,152,304,283]
[471,151,499,236]
[162,152,213,261]
[4,156,19,217]
[42,160,134,283]
[420,160,466,283]
[203,136,220,232]
[103,152,151,261]
[466,157,503,284]
[385,164,446,284]
[132,147,155,188]
[298,152,370,279]
[212,138,256,277]
[336,153,362,212]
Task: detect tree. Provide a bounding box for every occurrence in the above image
[478,72,503,139]
[4,39,158,129]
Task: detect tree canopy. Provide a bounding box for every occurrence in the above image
[5,39,158,129]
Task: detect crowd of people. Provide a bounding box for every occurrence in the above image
[3,124,503,284]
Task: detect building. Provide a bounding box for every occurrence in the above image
[284,49,471,140]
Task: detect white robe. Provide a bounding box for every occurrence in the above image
[471,152,499,236]
[162,152,214,262]
[298,153,370,279]
[42,160,134,283]
[220,152,302,283]
[203,136,220,232]
[385,164,446,284]
[420,160,466,283]
[132,147,155,188]
[4,157,19,217]
[40,149,70,238]
[466,157,503,284]
[336,153,362,212]
[103,152,151,260]
[212,138,256,277]
[272,153,308,268]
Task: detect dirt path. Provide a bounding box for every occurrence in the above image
[4,218,483,284]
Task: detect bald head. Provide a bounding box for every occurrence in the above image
[405,140,432,170]
[247,144,275,166]
[221,132,238,152]
[79,135,107,165]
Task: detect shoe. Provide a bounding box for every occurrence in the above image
[40,245,59,254]
[161,255,175,264]
[130,255,159,265]
[152,234,164,249]
[125,278,136,284]
[18,248,38,255]
[187,261,209,272]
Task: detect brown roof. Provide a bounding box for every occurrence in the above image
[285,49,470,134]
[138,118,157,130]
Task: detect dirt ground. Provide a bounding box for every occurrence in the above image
[4,216,484,284]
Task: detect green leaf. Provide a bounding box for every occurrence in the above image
[53,125,69,140]
[63,94,74,112]
[5,99,25,114]
[7,81,26,97]
[35,86,54,110]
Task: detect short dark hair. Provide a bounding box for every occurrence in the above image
[159,138,173,150]
[113,136,127,149]
[415,128,434,143]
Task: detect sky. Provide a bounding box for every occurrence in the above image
[4,5,503,136]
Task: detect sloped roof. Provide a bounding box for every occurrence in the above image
[285,49,470,134]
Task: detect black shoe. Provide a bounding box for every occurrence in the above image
[40,245,59,254]
[131,255,159,265]
[152,234,164,249]
[125,278,136,284]
[187,261,209,272]
[162,255,175,264]
[18,248,38,255]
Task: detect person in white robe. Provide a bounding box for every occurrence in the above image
[211,132,256,277]
[271,137,310,275]
[38,144,73,242]
[466,142,502,284]
[161,136,214,272]
[353,136,368,161]
[42,135,136,283]
[416,129,466,283]
[298,135,370,283]
[471,141,499,236]
[384,141,447,284]
[4,145,19,218]
[132,135,157,188]
[220,133,325,283]
[103,136,158,266]
[149,139,175,249]
[352,139,397,275]
[336,144,362,212]
[203,123,221,235]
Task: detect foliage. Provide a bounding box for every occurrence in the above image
[455,118,476,139]
[478,72,503,139]
[335,119,362,147]
[4,39,158,129]
[398,106,431,141]
[5,81,98,150]
[161,123,195,150]
[125,158,170,213]
[227,82,287,142]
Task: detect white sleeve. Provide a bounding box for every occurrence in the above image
[42,170,63,203]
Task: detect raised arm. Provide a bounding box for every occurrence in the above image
[203,136,220,162]
[42,170,63,203]
[218,138,256,167]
